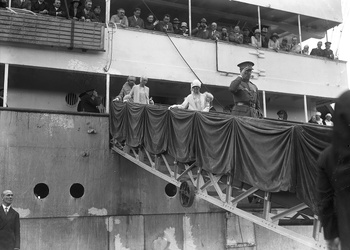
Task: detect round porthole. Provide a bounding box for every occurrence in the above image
[165,183,177,198]
[65,93,79,106]
[34,183,49,199]
[70,183,84,198]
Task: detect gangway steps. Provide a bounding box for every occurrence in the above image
[112,145,326,250]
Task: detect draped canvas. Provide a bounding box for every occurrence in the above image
[110,103,332,214]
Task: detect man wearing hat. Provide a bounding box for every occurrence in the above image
[169,79,214,112]
[323,113,333,126]
[77,89,103,113]
[268,33,280,51]
[173,18,181,34]
[277,110,287,120]
[310,41,324,57]
[192,18,209,39]
[323,41,334,59]
[251,29,262,48]
[155,14,174,33]
[229,61,262,118]
[242,27,251,44]
[68,0,83,20]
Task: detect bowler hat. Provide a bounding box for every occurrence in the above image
[325,41,331,45]
[200,18,207,23]
[71,0,81,5]
[173,18,180,24]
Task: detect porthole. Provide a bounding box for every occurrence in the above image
[165,183,177,197]
[70,183,84,198]
[34,183,49,199]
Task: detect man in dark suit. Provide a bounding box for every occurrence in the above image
[48,0,66,17]
[0,190,20,250]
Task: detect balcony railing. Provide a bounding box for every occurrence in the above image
[0,8,105,51]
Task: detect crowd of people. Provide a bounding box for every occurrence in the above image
[108,8,335,59]
[309,111,333,126]
[1,0,103,22]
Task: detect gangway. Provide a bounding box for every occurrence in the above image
[110,102,330,250]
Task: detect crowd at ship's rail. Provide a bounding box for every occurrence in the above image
[1,0,336,59]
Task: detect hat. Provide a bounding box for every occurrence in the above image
[237,61,254,71]
[261,27,268,33]
[71,0,81,5]
[93,5,101,10]
[254,29,261,34]
[173,18,180,24]
[181,22,188,28]
[242,27,250,31]
[191,79,201,88]
[200,18,207,23]
[325,41,331,45]
[277,110,286,115]
[79,88,95,98]
[271,33,279,39]
[316,111,321,116]
[325,113,332,118]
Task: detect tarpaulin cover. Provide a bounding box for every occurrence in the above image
[110,102,332,213]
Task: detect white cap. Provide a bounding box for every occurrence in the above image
[316,112,321,116]
[191,79,201,88]
[325,113,332,118]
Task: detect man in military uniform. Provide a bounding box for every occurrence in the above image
[229,61,262,118]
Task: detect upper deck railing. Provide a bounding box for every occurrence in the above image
[0,8,105,51]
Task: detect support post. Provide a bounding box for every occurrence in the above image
[298,14,302,53]
[304,95,308,122]
[257,6,261,45]
[263,192,271,220]
[105,0,110,24]
[3,64,9,108]
[106,73,110,114]
[188,0,192,36]
[262,90,266,118]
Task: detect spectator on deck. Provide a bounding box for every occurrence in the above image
[31,0,49,14]
[156,14,174,33]
[229,26,243,44]
[290,36,301,54]
[48,0,65,17]
[310,41,324,57]
[77,89,104,113]
[221,27,229,41]
[192,18,209,39]
[251,29,261,48]
[261,26,269,48]
[277,110,288,120]
[323,41,334,60]
[280,38,290,52]
[268,33,280,52]
[12,0,31,10]
[93,5,101,22]
[109,8,128,28]
[323,113,333,126]
[315,111,323,125]
[81,0,97,22]
[128,8,144,28]
[308,115,318,124]
[172,18,181,34]
[316,90,350,250]
[242,27,251,45]
[209,22,221,40]
[179,22,188,36]
[124,76,154,105]
[169,79,213,112]
[302,45,309,55]
[113,76,136,102]
[68,0,83,20]
[144,14,158,30]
